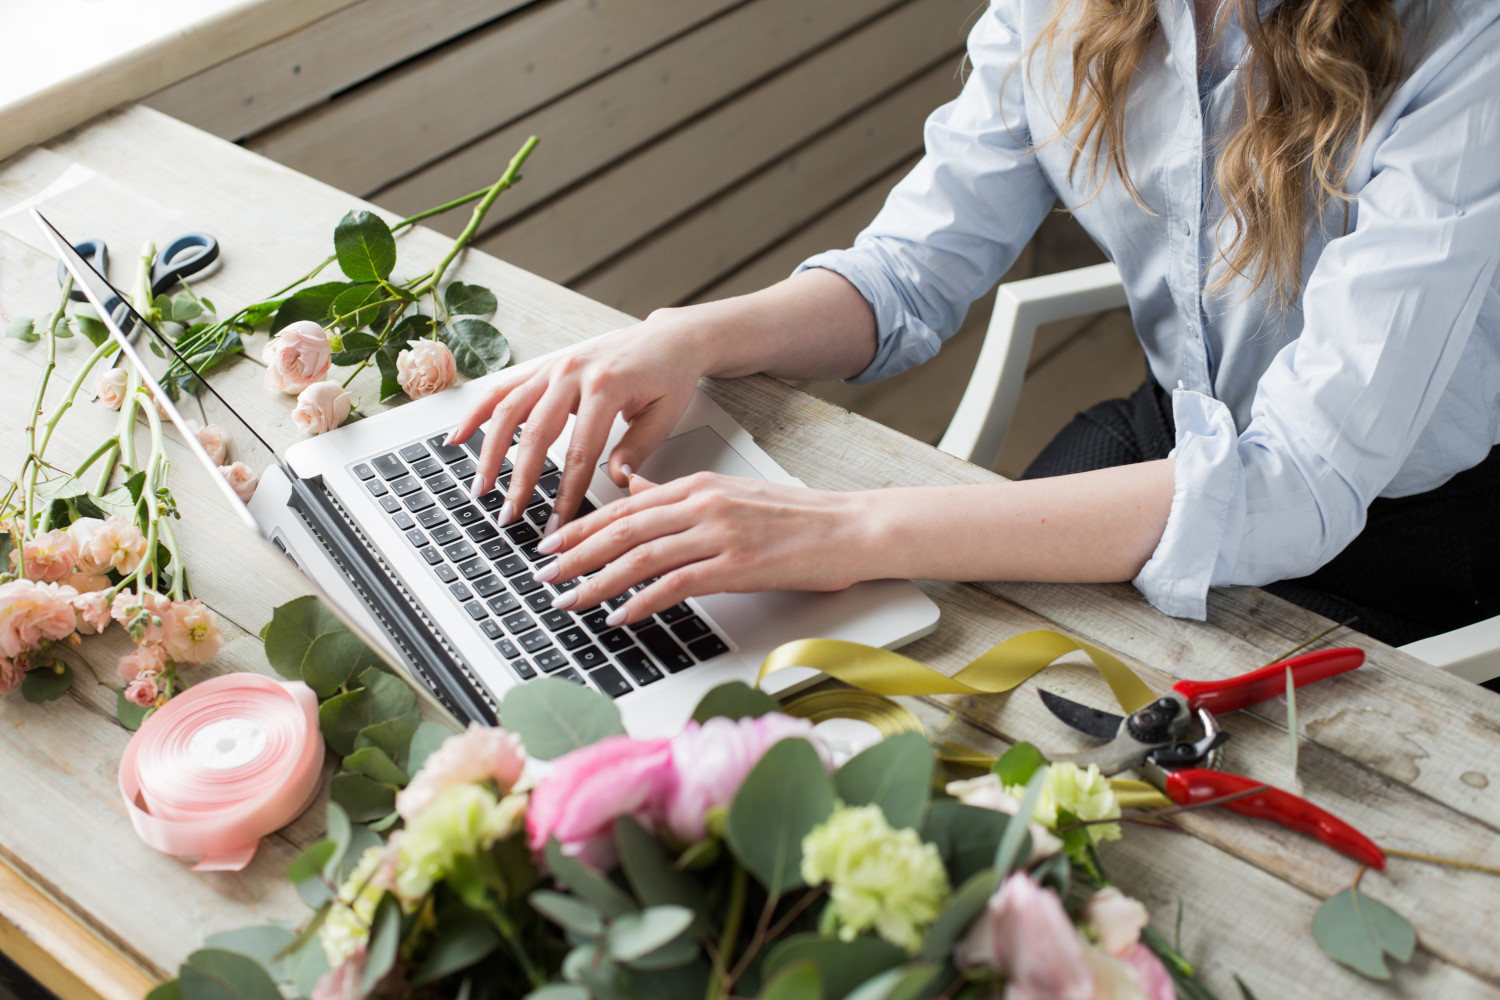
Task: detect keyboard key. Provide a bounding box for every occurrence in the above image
[464,600,486,621]
[427,436,467,463]
[505,522,539,545]
[399,443,430,463]
[496,638,520,659]
[498,472,513,490]
[670,617,712,643]
[480,539,511,560]
[538,472,562,498]
[495,555,527,577]
[488,593,520,616]
[372,453,405,479]
[541,458,559,475]
[556,627,590,651]
[553,577,579,592]
[461,426,486,455]
[526,503,552,526]
[520,541,547,562]
[599,628,635,653]
[430,523,460,545]
[417,508,448,529]
[434,564,457,583]
[500,457,514,475]
[573,645,608,671]
[449,582,472,601]
[473,575,505,599]
[444,540,477,563]
[438,489,468,510]
[427,473,457,495]
[419,546,442,566]
[389,475,421,497]
[512,572,544,596]
[519,630,553,654]
[451,505,483,527]
[637,625,693,672]
[353,463,375,481]
[466,521,500,542]
[659,603,693,623]
[525,590,554,612]
[616,649,663,687]
[480,620,503,640]
[391,511,415,531]
[626,618,656,633]
[502,610,536,634]
[411,456,443,478]
[556,667,585,686]
[403,492,435,513]
[581,609,612,634]
[540,610,573,632]
[604,594,631,610]
[509,658,536,682]
[458,557,489,580]
[405,528,426,547]
[534,649,568,673]
[379,496,401,514]
[477,491,506,512]
[366,479,389,497]
[450,458,477,481]
[577,499,596,517]
[589,664,631,699]
[688,635,730,661]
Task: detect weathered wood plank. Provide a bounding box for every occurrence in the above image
[145,0,533,143]
[475,0,975,285]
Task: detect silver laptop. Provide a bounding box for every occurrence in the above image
[40,211,940,737]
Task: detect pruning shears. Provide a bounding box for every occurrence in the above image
[1039,647,1387,869]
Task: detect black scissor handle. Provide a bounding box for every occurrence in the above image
[151,233,219,297]
[58,239,109,302]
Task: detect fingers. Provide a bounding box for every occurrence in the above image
[539,497,697,585]
[607,397,685,486]
[448,370,527,446]
[504,382,572,523]
[551,529,720,621]
[538,473,694,558]
[615,564,725,622]
[470,378,546,498]
[549,400,615,531]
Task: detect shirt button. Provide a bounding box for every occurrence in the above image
[1180,220,1192,236]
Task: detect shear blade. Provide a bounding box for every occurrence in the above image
[1039,689,1126,741]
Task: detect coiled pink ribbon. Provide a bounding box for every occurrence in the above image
[118,673,325,871]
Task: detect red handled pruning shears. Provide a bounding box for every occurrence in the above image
[1039,647,1386,869]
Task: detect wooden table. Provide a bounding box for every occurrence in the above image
[1,106,1497,1000]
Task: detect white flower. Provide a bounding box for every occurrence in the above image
[291,381,352,436]
[946,774,1063,865]
[219,462,259,503]
[396,339,458,399]
[96,369,128,410]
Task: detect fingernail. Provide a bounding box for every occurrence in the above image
[534,563,558,583]
[471,478,485,496]
[497,501,515,524]
[536,533,562,555]
[605,607,628,627]
[621,463,633,479]
[551,591,578,610]
[444,433,456,446]
[544,514,560,536]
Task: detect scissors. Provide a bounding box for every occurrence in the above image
[1039,646,1387,869]
[56,232,219,334]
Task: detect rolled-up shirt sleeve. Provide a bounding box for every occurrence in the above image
[1135,18,1500,619]
[795,0,1055,384]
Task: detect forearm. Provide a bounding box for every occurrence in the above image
[851,459,1177,584]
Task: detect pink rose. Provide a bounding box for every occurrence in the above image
[0,657,23,695]
[1086,887,1150,957]
[189,421,227,465]
[955,872,1095,1000]
[396,340,458,399]
[396,723,527,820]
[663,713,834,843]
[78,514,147,575]
[0,580,79,660]
[112,589,172,645]
[162,600,224,665]
[263,321,331,393]
[312,946,369,1000]
[527,735,674,870]
[20,529,78,583]
[291,381,353,436]
[125,673,160,707]
[71,590,113,634]
[96,368,128,410]
[219,462,260,503]
[117,643,169,682]
[1117,944,1175,1000]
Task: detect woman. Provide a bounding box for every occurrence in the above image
[452,0,1499,648]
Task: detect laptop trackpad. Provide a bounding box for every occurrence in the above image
[598,425,764,487]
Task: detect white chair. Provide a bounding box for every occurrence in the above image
[937,262,1500,687]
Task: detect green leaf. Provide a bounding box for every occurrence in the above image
[117,688,151,730]
[1312,886,1416,980]
[993,769,1044,876]
[442,317,511,378]
[606,906,694,962]
[727,739,836,896]
[691,681,779,723]
[500,676,625,760]
[282,927,330,997]
[286,839,337,883]
[529,889,605,937]
[202,926,294,974]
[388,312,433,350]
[406,720,455,776]
[145,981,182,1000]
[525,986,589,1000]
[329,329,380,366]
[1235,975,1261,1000]
[1285,665,1300,793]
[34,475,87,506]
[318,667,420,755]
[93,484,139,519]
[843,964,940,1000]
[443,282,498,318]
[919,868,998,962]
[412,911,500,985]
[991,742,1046,786]
[615,815,709,930]
[178,949,282,1000]
[7,316,37,342]
[834,732,931,831]
[74,311,108,345]
[758,961,824,1000]
[335,210,397,283]
[360,896,402,992]
[355,718,419,767]
[302,629,385,697]
[330,283,386,331]
[325,800,353,870]
[375,343,405,403]
[543,840,638,918]
[921,801,1008,887]
[329,772,398,822]
[623,934,700,972]
[263,595,346,680]
[270,281,351,333]
[762,936,905,1000]
[171,292,204,323]
[22,663,73,703]
[341,747,408,791]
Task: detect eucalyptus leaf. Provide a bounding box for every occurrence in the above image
[605,906,694,962]
[407,720,456,775]
[145,981,182,1000]
[178,949,282,1000]
[335,211,397,283]
[262,595,346,681]
[360,896,403,992]
[1312,886,1415,980]
[727,739,836,896]
[920,868,999,963]
[6,316,36,342]
[843,964,940,1000]
[301,628,385,697]
[202,926,294,976]
[22,662,73,703]
[993,769,1044,876]
[270,281,351,333]
[758,962,823,1000]
[286,839,337,884]
[525,986,589,1000]
[544,840,638,917]
[443,317,511,378]
[762,935,905,1000]
[355,718,419,766]
[615,815,709,929]
[343,746,408,785]
[921,801,1008,886]
[834,732,931,831]
[329,772,398,822]
[500,676,624,760]
[992,742,1046,786]
[411,912,501,985]
[690,681,779,723]
[529,889,605,937]
[443,281,498,317]
[623,933,700,971]
[318,667,420,755]
[282,931,330,998]
[325,801,353,870]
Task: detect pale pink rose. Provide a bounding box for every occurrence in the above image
[396,723,527,820]
[1086,887,1151,957]
[219,462,260,503]
[162,600,223,665]
[0,657,23,695]
[70,590,113,634]
[312,946,369,1000]
[96,368,128,410]
[1117,944,1175,1000]
[79,514,147,576]
[124,672,159,707]
[111,589,172,645]
[116,643,168,682]
[60,572,110,594]
[946,774,1064,865]
[291,381,353,436]
[955,872,1095,1000]
[663,713,834,843]
[396,339,458,399]
[527,735,674,870]
[0,580,79,660]
[20,529,78,582]
[262,321,331,394]
[189,421,227,465]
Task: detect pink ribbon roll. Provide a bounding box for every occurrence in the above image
[118,673,325,871]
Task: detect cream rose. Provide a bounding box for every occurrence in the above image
[219,462,260,503]
[396,339,458,399]
[96,368,129,410]
[189,421,227,465]
[291,381,353,436]
[263,321,332,394]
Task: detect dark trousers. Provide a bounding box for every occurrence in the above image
[1021,380,1500,651]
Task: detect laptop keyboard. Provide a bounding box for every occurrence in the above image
[349,428,730,700]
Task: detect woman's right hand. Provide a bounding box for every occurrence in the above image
[446,311,711,532]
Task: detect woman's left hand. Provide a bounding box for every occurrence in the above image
[534,473,875,624]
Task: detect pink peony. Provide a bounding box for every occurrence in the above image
[396,340,458,399]
[0,580,79,660]
[396,723,527,820]
[112,589,172,645]
[955,872,1095,1000]
[291,380,353,436]
[20,529,78,583]
[527,735,674,870]
[663,713,834,843]
[124,673,160,707]
[0,657,23,695]
[189,421,227,465]
[162,600,224,665]
[312,946,369,1000]
[219,462,260,503]
[96,368,128,410]
[78,514,147,576]
[71,590,113,634]
[116,643,168,682]
[263,321,331,393]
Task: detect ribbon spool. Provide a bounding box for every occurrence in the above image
[118,673,325,871]
[783,689,926,765]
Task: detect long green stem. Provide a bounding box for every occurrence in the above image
[415,136,539,297]
[707,862,748,1000]
[158,517,187,600]
[72,436,120,479]
[483,903,544,990]
[39,339,117,456]
[109,401,167,600]
[20,281,73,533]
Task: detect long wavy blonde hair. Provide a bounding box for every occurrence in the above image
[1036,0,1409,306]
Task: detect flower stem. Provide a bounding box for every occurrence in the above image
[72,436,120,479]
[483,902,544,990]
[415,136,539,297]
[20,281,73,534]
[158,517,187,600]
[707,862,748,1000]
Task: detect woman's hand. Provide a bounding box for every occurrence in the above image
[532,473,876,624]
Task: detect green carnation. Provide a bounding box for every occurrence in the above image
[801,804,949,954]
[320,845,385,966]
[396,784,526,902]
[1007,761,1122,846]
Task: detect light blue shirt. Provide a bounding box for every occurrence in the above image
[799,0,1500,620]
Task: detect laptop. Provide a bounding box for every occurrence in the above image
[39,211,940,737]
